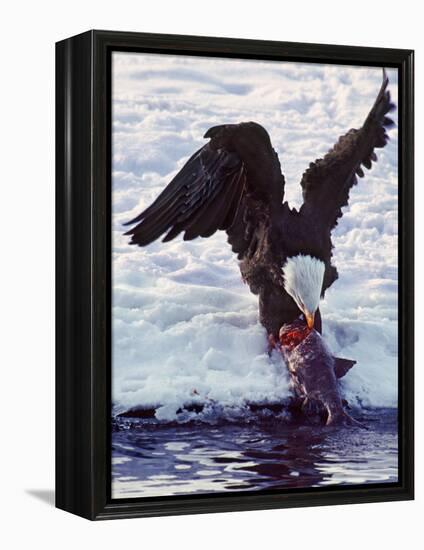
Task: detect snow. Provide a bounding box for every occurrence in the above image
[112,52,398,420]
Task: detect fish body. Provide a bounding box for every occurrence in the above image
[279,319,361,426]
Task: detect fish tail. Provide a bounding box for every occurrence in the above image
[326,407,367,429]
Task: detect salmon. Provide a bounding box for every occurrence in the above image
[279,319,363,427]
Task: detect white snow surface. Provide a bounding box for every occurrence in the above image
[112,53,398,420]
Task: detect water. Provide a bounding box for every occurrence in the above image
[111,409,398,499]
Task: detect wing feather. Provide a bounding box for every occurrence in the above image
[124,122,284,254]
[124,145,239,244]
[299,69,395,231]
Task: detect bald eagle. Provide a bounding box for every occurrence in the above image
[124,70,394,340]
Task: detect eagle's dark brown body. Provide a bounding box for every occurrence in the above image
[223,141,335,335]
[124,71,394,338]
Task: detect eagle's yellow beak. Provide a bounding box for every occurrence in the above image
[305,311,315,330]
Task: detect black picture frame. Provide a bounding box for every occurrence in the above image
[56,29,414,520]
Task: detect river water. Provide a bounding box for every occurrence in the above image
[111,409,398,499]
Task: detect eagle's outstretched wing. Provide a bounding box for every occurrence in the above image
[124,122,285,257]
[299,69,395,231]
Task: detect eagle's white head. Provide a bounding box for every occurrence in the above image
[282,254,325,329]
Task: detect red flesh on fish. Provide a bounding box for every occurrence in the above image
[279,325,310,351]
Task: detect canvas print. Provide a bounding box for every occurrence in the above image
[111,52,398,499]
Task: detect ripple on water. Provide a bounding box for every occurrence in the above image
[111,409,398,499]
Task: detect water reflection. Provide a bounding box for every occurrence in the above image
[111,410,398,498]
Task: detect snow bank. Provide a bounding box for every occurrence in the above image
[112,53,398,420]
